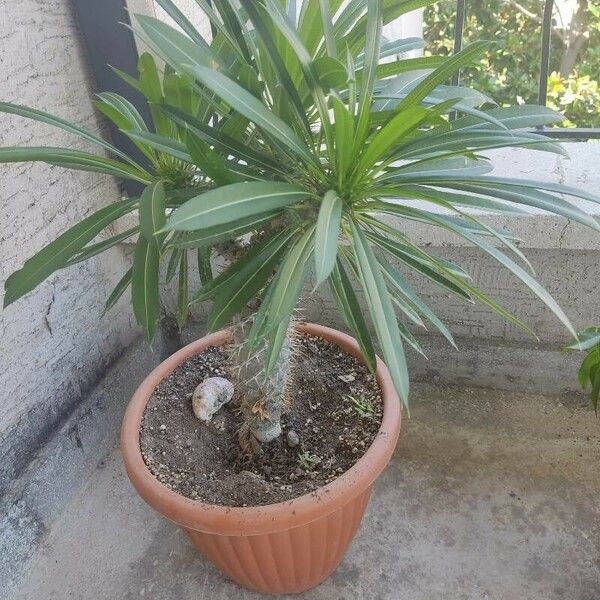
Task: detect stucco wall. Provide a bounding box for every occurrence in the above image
[0,0,138,491]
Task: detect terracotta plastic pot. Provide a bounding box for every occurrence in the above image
[121,323,401,595]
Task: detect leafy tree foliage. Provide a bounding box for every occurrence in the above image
[425,0,600,127]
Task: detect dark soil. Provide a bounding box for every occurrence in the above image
[140,333,383,506]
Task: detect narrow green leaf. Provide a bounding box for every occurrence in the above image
[355,0,383,146]
[185,131,239,185]
[66,227,139,267]
[0,147,151,183]
[166,181,309,231]
[350,220,409,405]
[0,101,134,165]
[157,103,286,173]
[139,182,167,252]
[131,234,160,342]
[379,259,456,348]
[329,258,377,371]
[182,64,316,166]
[4,199,137,307]
[313,56,347,89]
[265,226,315,327]
[196,247,213,285]
[332,95,354,180]
[207,232,292,330]
[314,190,342,285]
[172,211,281,250]
[125,130,191,162]
[566,327,600,351]
[394,41,488,112]
[353,105,429,176]
[103,268,133,315]
[133,14,216,71]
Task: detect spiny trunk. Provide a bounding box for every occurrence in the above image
[227,313,295,445]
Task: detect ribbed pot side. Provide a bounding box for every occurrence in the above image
[121,323,402,595]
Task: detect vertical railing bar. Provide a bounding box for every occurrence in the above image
[451,0,466,87]
[538,0,554,107]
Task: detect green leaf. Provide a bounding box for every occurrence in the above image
[139,182,167,252]
[356,37,426,66]
[353,105,430,176]
[394,41,488,112]
[362,56,445,81]
[441,182,600,231]
[314,190,342,285]
[110,66,142,93]
[166,246,183,283]
[313,56,347,88]
[448,105,564,132]
[157,103,285,173]
[0,147,151,183]
[165,181,309,231]
[131,234,160,343]
[153,0,210,47]
[191,227,298,305]
[172,211,281,250]
[163,73,199,116]
[96,92,155,161]
[182,64,316,166]
[239,0,312,137]
[124,130,191,162]
[299,0,344,54]
[378,259,456,348]
[265,226,315,327]
[66,227,139,267]
[364,227,474,300]
[0,101,135,165]
[132,15,216,72]
[207,228,297,330]
[350,220,409,406]
[565,327,600,351]
[196,247,213,285]
[318,0,337,57]
[329,258,377,372]
[4,198,137,307]
[138,53,173,137]
[103,268,133,315]
[332,95,355,180]
[185,131,239,185]
[375,201,576,336]
[355,0,383,146]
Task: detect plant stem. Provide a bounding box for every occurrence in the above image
[227,313,295,444]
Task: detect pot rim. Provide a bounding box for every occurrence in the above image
[121,323,401,536]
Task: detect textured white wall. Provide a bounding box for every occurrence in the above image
[0,0,138,467]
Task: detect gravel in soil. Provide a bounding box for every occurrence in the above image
[140,333,383,506]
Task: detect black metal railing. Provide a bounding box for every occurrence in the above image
[451,0,600,140]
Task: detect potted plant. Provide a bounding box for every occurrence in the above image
[2,0,599,594]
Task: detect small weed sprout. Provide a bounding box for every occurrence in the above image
[298,451,321,471]
[347,395,375,418]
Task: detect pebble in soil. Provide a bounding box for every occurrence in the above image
[140,333,383,506]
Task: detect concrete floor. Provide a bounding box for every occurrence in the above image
[11,383,600,600]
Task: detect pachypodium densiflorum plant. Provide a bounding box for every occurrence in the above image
[2,0,599,446]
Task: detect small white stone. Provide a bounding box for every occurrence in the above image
[286,430,300,447]
[338,373,356,383]
[192,377,234,421]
